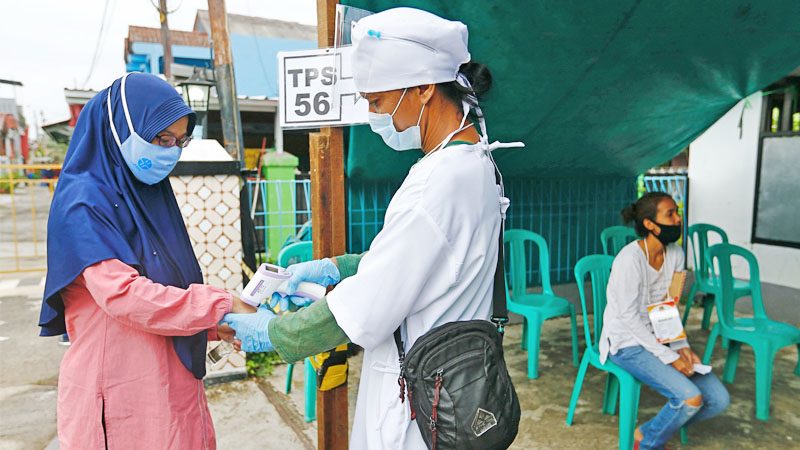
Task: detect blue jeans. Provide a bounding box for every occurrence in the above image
[610,345,730,450]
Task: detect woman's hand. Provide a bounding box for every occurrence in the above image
[217,323,236,342]
[689,349,701,365]
[231,294,257,314]
[671,353,695,377]
[215,324,242,351]
[678,347,701,366]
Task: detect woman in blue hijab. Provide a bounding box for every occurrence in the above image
[39,73,255,449]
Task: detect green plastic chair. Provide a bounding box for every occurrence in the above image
[504,229,579,379]
[600,225,638,256]
[702,243,800,421]
[683,223,751,329]
[277,241,317,423]
[566,255,687,449]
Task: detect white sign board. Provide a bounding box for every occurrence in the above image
[278,46,368,128]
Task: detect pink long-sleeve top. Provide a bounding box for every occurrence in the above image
[57,258,232,450]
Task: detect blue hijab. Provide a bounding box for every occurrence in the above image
[39,73,209,379]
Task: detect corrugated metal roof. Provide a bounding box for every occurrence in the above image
[63,89,98,105]
[63,88,278,112]
[194,10,316,41]
[123,12,317,98]
[127,25,209,48]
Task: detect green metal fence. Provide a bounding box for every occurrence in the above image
[346,176,637,285]
[245,179,312,262]
[346,179,401,255]
[243,176,637,284]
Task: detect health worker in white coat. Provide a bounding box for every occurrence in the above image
[223,7,523,449]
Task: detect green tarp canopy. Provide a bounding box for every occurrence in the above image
[342,1,800,181]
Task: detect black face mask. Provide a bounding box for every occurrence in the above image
[654,222,682,246]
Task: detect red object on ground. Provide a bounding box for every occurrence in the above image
[21,126,29,162]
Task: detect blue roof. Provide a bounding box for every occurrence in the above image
[127,35,315,98]
[230,34,316,98]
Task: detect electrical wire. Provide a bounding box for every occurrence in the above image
[82,0,117,89]
[149,0,183,15]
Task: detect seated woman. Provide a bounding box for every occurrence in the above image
[600,192,729,450]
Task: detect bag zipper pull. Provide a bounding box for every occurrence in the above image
[430,368,443,450]
[408,386,416,420]
[397,351,406,403]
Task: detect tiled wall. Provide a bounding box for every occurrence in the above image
[170,173,247,378]
[170,174,244,292]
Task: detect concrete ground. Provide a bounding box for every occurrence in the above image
[0,274,62,450]
[0,185,51,273]
[503,315,800,449]
[2,267,798,449]
[1,186,798,448]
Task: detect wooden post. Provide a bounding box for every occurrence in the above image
[207,0,245,163]
[309,131,348,449]
[158,0,172,80]
[311,0,348,449]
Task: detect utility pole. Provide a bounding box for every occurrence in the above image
[158,0,172,79]
[310,1,348,449]
[207,0,244,162]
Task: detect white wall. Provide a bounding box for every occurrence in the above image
[688,93,800,289]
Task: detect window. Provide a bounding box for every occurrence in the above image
[752,77,800,248]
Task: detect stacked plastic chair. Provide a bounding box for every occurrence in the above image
[703,243,800,421]
[683,224,751,329]
[504,229,579,379]
[600,225,638,256]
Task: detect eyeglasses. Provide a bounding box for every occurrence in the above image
[155,132,193,149]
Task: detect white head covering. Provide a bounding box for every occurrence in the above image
[351,7,471,93]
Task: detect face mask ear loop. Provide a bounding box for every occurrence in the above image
[416,103,426,127]
[106,87,122,148]
[119,73,136,135]
[390,88,408,117]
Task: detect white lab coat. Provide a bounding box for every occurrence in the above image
[327,143,504,449]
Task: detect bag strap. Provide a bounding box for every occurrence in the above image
[489,162,509,333]
[491,221,509,332]
[393,162,509,359]
[393,326,405,361]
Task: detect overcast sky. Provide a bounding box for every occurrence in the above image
[0,0,317,133]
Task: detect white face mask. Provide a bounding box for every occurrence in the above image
[367,88,425,151]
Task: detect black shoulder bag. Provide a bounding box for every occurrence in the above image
[393,168,521,450]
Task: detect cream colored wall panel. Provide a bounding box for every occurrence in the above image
[170,174,243,294]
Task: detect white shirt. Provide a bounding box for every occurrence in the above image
[327,143,503,449]
[599,240,689,365]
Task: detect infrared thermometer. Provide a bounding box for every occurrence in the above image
[240,263,327,307]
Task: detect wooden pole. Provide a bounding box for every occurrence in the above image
[207,0,244,163]
[158,0,172,80]
[311,0,348,449]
